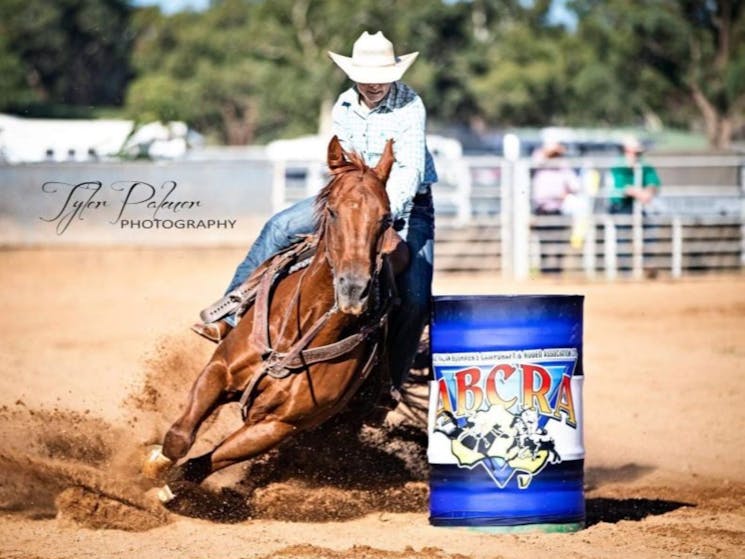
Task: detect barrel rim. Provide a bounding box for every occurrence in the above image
[433,294,584,302]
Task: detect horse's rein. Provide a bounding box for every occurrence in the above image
[239,174,395,420]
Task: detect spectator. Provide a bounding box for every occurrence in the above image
[608,136,661,214]
[531,141,581,216]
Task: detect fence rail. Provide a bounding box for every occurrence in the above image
[271,153,745,278]
[3,152,742,278]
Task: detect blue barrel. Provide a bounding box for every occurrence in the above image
[428,295,585,532]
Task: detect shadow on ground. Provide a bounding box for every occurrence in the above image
[585,497,692,526]
[161,415,430,523]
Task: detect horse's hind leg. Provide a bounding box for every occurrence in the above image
[166,419,296,485]
[143,360,228,479]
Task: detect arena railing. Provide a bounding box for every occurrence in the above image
[270,154,745,279]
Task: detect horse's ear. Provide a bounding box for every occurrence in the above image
[327,135,347,171]
[373,139,395,183]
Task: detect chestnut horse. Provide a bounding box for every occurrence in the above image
[143,136,402,497]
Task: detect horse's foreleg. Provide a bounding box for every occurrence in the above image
[167,419,296,485]
[144,360,228,480]
[164,360,228,459]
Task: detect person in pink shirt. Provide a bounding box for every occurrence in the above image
[531,141,581,216]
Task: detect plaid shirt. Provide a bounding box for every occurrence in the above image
[331,81,438,220]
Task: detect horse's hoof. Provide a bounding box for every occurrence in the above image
[157,484,176,504]
[142,445,173,480]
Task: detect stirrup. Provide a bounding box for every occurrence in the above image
[190,321,230,343]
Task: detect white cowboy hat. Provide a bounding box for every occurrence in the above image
[328,31,418,84]
[622,135,645,153]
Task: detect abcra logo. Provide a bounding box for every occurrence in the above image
[431,349,579,489]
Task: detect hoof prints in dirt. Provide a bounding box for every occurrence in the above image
[252,481,428,522]
[0,397,430,528]
[0,406,168,531]
[55,487,167,531]
[162,483,251,523]
[157,418,429,523]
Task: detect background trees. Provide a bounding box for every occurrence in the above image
[1,0,743,148]
[570,0,745,148]
[0,0,133,114]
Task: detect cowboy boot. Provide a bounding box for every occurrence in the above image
[190,319,232,343]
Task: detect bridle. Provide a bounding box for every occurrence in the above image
[238,169,397,419]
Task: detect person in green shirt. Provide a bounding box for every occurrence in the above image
[608,136,661,214]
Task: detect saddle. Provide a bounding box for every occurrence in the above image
[199,234,319,325]
[199,228,408,326]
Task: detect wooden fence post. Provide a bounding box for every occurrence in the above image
[500,159,513,279]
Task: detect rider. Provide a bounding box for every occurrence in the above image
[192,31,437,391]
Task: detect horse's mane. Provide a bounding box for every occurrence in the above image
[313,150,373,234]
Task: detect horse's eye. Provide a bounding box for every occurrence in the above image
[380,214,392,228]
[327,207,337,220]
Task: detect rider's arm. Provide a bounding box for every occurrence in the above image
[384,96,426,220]
[330,88,355,153]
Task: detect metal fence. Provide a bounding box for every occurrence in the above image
[2,151,743,279]
[0,158,274,246]
[271,153,745,278]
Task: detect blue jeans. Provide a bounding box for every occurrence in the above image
[225,192,435,388]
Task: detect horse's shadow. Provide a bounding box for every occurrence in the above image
[164,414,429,523]
[243,417,428,491]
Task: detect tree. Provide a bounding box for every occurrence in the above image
[125,0,455,143]
[0,35,36,111]
[0,0,133,111]
[570,0,745,148]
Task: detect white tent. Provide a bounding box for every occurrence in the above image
[0,114,201,164]
[0,114,133,163]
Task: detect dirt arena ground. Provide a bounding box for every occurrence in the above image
[1,247,744,558]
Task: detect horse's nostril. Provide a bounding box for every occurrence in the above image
[337,273,370,307]
[359,281,370,300]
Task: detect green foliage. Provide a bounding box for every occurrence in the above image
[0,0,133,111]
[0,35,36,110]
[1,0,742,146]
[569,0,745,146]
